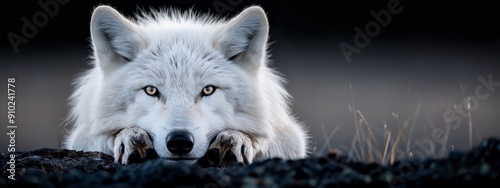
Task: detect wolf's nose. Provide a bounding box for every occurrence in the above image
[166,131,194,155]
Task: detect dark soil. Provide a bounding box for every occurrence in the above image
[1,138,499,187]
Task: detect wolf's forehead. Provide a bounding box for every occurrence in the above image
[142,23,219,44]
[143,27,218,57]
[144,36,218,68]
[132,37,228,85]
[138,19,223,61]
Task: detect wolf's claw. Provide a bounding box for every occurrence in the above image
[114,127,153,164]
[203,130,254,168]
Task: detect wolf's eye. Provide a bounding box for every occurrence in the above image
[201,85,216,96]
[143,85,159,97]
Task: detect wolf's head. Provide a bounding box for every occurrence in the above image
[87,5,278,163]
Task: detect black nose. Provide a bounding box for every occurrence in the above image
[166,131,194,155]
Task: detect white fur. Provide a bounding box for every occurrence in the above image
[64,5,308,164]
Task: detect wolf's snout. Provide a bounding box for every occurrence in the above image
[166,131,194,155]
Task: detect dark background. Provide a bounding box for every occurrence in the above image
[1,0,499,161]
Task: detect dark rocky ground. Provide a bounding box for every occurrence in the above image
[1,138,499,187]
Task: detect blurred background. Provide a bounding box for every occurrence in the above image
[1,0,499,161]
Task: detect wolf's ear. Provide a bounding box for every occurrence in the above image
[215,6,269,72]
[90,6,145,72]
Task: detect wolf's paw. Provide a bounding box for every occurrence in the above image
[114,127,153,164]
[201,130,254,168]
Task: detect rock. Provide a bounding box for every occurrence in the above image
[1,138,500,187]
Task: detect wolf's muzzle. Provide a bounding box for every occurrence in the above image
[166,130,194,155]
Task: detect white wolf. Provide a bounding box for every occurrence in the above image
[64,5,308,166]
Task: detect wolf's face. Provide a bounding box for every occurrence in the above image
[110,42,257,162]
[90,6,270,162]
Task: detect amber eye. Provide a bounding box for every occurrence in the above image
[201,85,216,96]
[144,85,159,97]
